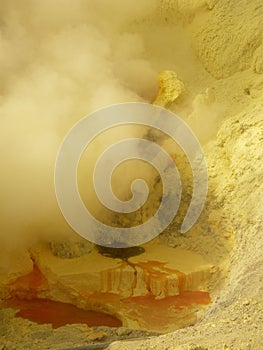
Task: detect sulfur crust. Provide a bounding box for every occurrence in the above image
[153,70,185,107]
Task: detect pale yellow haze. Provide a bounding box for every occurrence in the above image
[0,0,262,255]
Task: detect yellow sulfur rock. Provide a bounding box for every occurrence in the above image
[153,70,185,107]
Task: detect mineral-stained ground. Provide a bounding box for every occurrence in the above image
[0,0,262,349]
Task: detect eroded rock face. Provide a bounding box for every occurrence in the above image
[1,240,213,333]
[108,101,263,350]
[192,0,263,79]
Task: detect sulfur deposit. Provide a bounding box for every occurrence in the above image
[0,0,263,349]
[153,70,185,106]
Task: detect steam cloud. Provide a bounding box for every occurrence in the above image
[0,0,223,254]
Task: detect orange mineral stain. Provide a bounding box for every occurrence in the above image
[7,264,49,299]
[123,291,211,330]
[126,290,211,308]
[2,258,211,332]
[3,264,122,328]
[2,298,122,328]
[134,260,187,293]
